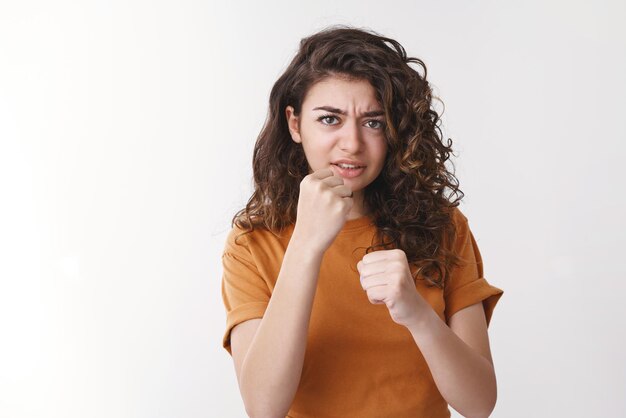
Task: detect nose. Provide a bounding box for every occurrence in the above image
[337,120,362,154]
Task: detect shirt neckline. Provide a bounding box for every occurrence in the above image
[339,214,375,233]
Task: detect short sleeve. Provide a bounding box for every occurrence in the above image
[221,227,271,355]
[443,211,503,326]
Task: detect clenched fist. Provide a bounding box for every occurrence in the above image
[292,167,353,253]
[357,249,430,329]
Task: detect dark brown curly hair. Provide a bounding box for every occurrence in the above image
[232,25,466,289]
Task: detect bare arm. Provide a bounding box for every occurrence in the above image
[407,303,497,418]
[356,249,497,418]
[238,235,323,417]
[236,168,353,417]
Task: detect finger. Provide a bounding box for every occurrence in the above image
[332,185,353,198]
[360,275,388,291]
[362,249,401,264]
[365,287,387,305]
[311,167,334,180]
[356,260,386,277]
[357,260,387,277]
[322,175,344,187]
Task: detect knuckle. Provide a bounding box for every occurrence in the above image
[392,249,404,257]
[301,176,314,187]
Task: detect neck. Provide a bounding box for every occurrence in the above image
[347,191,369,220]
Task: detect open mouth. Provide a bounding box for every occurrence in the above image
[331,163,366,178]
[331,163,366,169]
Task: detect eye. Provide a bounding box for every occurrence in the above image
[317,114,339,125]
[366,120,385,129]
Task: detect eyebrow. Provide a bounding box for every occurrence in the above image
[312,106,384,117]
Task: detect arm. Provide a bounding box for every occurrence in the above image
[238,235,323,418]
[407,302,497,418]
[357,249,498,418]
[237,168,352,418]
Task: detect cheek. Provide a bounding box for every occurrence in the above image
[300,138,332,168]
[303,135,334,155]
[373,140,388,165]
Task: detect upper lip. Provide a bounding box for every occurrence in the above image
[332,159,367,167]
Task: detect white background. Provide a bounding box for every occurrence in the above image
[1,1,625,417]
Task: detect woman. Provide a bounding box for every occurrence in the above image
[221,25,503,418]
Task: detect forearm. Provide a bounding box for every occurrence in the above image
[407,308,497,418]
[240,235,323,418]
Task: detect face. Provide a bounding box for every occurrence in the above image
[285,76,388,202]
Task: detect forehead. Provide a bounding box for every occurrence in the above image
[302,76,380,108]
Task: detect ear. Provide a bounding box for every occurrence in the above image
[285,105,302,144]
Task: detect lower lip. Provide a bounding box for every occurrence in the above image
[332,164,366,178]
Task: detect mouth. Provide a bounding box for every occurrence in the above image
[331,163,366,169]
[330,162,367,178]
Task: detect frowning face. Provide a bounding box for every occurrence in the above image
[285,75,388,202]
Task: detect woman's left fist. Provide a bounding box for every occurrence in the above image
[357,249,428,328]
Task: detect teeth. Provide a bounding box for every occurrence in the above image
[336,163,362,169]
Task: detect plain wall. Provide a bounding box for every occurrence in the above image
[1,0,625,417]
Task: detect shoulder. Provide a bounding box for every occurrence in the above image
[447,206,470,237]
[224,221,294,255]
[450,205,469,226]
[224,223,250,249]
[444,206,472,252]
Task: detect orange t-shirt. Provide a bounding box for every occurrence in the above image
[221,207,503,418]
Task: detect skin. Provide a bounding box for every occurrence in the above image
[286,75,388,220]
[357,246,497,417]
[233,75,497,417]
[286,75,497,416]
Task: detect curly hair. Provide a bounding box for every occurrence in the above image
[232,25,466,289]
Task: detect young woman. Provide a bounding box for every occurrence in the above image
[220,25,504,418]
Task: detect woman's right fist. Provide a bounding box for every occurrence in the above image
[292,167,353,253]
